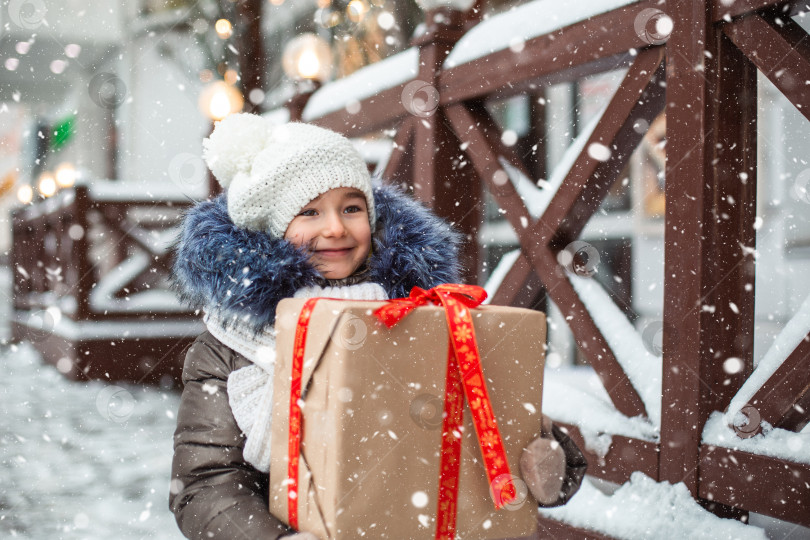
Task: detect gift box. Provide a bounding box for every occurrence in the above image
[269,286,546,539]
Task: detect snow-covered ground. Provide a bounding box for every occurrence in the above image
[0,340,183,539]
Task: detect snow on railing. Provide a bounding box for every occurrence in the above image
[568,274,662,426]
[89,251,188,313]
[302,47,419,121]
[539,472,767,539]
[501,107,605,220]
[543,367,659,455]
[482,107,607,297]
[701,411,810,465]
[86,178,197,202]
[444,0,639,68]
[698,292,810,465]
[724,292,810,425]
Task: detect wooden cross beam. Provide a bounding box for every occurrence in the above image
[747,332,810,432]
[445,46,666,419]
[724,14,810,123]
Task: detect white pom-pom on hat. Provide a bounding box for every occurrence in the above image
[203,113,272,189]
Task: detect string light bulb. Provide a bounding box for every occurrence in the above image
[215,19,233,39]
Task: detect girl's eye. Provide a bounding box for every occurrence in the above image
[344,205,363,214]
[299,209,317,217]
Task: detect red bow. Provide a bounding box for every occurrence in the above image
[374,284,488,328]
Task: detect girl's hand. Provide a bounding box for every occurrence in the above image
[520,434,567,505]
[519,414,567,505]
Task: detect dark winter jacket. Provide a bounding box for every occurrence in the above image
[168,184,585,539]
[169,185,464,539]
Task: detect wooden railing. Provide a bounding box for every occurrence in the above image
[9,0,809,534]
[10,183,201,385]
[300,0,809,533]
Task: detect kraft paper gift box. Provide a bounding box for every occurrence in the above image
[269,292,546,539]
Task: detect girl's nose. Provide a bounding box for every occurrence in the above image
[322,212,347,237]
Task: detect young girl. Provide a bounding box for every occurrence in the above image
[168,114,585,539]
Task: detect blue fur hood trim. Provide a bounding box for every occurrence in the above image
[171,184,463,333]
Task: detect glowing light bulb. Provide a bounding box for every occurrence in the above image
[215,19,233,39]
[38,174,56,198]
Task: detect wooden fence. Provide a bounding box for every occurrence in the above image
[302,0,809,534]
[10,184,201,386]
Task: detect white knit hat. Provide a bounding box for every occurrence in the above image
[202,113,375,238]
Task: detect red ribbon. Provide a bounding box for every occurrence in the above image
[287,297,319,530]
[375,284,516,539]
[286,285,515,537]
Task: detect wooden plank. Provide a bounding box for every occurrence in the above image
[534,246,648,419]
[660,0,714,493]
[9,320,195,386]
[74,186,94,321]
[438,0,657,105]
[536,515,617,540]
[235,0,265,114]
[310,85,409,138]
[780,388,810,431]
[748,333,810,432]
[555,422,659,485]
[724,15,810,124]
[488,254,536,307]
[699,445,810,527]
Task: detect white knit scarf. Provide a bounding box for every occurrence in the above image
[206,282,388,472]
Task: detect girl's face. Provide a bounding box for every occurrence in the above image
[284,187,372,280]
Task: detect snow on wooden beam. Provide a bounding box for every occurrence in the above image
[748,333,810,432]
[310,85,409,138]
[438,0,656,105]
[538,47,665,247]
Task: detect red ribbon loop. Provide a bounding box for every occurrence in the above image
[374,284,488,328]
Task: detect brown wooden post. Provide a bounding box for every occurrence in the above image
[74,186,94,321]
[236,0,265,115]
[702,30,758,414]
[411,8,482,282]
[661,0,757,504]
[661,0,712,494]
